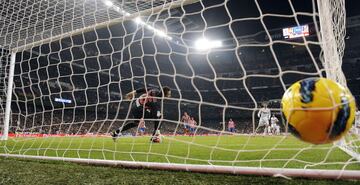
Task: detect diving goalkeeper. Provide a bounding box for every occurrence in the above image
[112,86,171,142]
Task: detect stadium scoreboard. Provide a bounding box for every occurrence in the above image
[282,25,309,39]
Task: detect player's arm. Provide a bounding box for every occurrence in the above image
[125,90,136,100]
[125,88,147,100]
[181,116,185,122]
[257,109,262,118]
[156,109,162,118]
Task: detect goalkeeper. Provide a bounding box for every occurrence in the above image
[112,86,171,142]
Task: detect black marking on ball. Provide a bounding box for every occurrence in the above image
[329,96,350,139]
[288,123,301,139]
[299,78,317,103]
[282,111,301,139]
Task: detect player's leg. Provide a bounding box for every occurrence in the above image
[272,126,275,135]
[113,121,139,138]
[115,121,139,134]
[254,125,261,134]
[153,120,161,136]
[184,124,189,135]
[263,123,269,135]
[112,121,140,141]
[255,119,264,134]
[262,125,267,135]
[264,120,270,135]
[189,127,194,136]
[150,109,162,141]
[137,127,141,136]
[268,126,272,135]
[112,105,142,141]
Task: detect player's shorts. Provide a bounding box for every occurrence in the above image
[228,128,235,132]
[184,123,189,129]
[258,118,269,127]
[139,128,145,132]
[275,128,280,133]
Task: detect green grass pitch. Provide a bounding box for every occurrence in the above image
[0,135,359,184]
[1,135,359,170]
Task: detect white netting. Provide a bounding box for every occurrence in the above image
[0,0,359,178]
[317,0,347,86]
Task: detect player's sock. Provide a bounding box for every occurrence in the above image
[111,129,121,142]
[153,121,161,135]
[111,132,117,142]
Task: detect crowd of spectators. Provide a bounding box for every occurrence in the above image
[7,110,271,137]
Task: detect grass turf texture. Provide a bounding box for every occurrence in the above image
[0,157,359,185]
[0,135,359,171]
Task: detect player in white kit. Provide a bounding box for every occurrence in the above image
[270,114,280,135]
[255,103,271,135]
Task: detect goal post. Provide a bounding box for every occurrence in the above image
[0,52,16,141]
[0,0,359,180]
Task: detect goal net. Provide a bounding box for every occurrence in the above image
[0,0,359,179]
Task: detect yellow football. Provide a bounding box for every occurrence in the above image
[281,78,356,144]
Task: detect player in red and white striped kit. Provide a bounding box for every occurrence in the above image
[228,118,235,133]
[189,117,197,136]
[181,112,191,135]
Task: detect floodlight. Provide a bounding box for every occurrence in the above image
[104,0,113,7]
[195,38,222,51]
[134,17,144,24]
